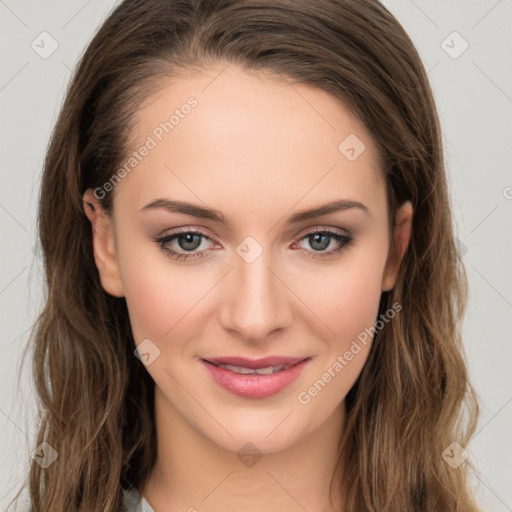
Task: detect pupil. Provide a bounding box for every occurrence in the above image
[310,233,329,251]
[179,233,201,251]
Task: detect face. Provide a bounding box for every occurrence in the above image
[83,63,412,455]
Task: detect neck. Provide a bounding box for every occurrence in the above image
[141,387,347,512]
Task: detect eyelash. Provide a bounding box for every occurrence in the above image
[154,227,354,262]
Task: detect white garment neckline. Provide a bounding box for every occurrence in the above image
[124,487,156,512]
[139,493,155,512]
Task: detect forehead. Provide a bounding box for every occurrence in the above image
[114,64,385,220]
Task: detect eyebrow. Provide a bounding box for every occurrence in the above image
[140,198,370,225]
[286,199,370,223]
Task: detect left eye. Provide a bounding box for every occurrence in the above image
[155,228,354,261]
[293,229,354,258]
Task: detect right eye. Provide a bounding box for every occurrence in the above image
[154,228,218,261]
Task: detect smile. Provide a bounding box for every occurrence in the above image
[211,362,294,375]
[201,357,311,399]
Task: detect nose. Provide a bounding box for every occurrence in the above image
[219,246,293,344]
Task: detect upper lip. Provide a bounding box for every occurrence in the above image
[202,356,309,369]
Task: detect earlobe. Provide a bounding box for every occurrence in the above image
[381,200,413,292]
[82,189,124,298]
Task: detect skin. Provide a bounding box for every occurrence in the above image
[83,63,413,512]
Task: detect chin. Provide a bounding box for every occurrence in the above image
[199,408,318,456]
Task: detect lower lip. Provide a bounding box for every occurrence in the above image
[201,358,310,399]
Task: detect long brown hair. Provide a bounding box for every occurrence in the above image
[13,0,480,510]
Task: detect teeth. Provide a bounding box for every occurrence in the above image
[254,366,277,375]
[216,363,289,375]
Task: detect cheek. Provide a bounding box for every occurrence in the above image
[123,272,172,343]
[118,240,197,343]
[294,261,384,416]
[336,265,383,332]
[292,245,387,343]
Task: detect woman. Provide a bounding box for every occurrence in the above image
[16,0,480,510]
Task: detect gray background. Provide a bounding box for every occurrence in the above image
[1,0,511,510]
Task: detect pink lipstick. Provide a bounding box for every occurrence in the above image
[201,356,311,399]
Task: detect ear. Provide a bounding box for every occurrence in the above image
[82,189,124,297]
[381,200,413,292]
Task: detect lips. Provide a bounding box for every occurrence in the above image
[201,355,311,399]
[203,355,308,369]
